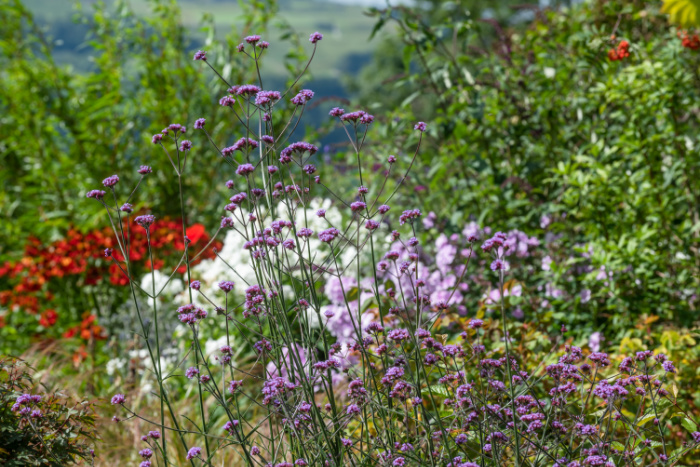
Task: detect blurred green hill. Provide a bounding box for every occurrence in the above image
[21,0,379,79]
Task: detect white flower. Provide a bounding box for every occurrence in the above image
[304,308,320,329]
[140,270,183,301]
[106,358,126,376]
[205,335,230,357]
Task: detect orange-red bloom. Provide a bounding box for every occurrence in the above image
[608,40,630,61]
[0,219,221,336]
[679,30,700,50]
[39,309,58,327]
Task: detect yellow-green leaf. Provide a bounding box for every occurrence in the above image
[662,0,700,28]
[681,417,698,433]
[638,413,657,426]
[670,381,679,400]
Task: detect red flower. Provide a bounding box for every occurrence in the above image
[187,224,207,244]
[39,309,59,328]
[608,40,630,61]
[679,31,700,50]
[109,263,129,286]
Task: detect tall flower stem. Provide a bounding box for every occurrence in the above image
[146,230,168,462]
[498,267,520,466]
[177,172,211,459]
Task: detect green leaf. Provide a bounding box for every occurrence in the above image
[611,441,625,451]
[681,417,698,433]
[421,385,449,397]
[637,413,657,426]
[368,17,386,40]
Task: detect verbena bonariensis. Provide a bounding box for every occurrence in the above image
[86,33,700,466]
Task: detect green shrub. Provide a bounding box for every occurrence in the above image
[356,0,700,336]
[0,0,300,260]
[0,357,97,465]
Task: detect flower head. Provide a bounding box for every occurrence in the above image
[135,215,156,229]
[111,394,125,405]
[255,90,281,106]
[291,89,315,106]
[186,447,202,460]
[236,84,262,96]
[365,220,379,231]
[341,110,373,124]
[319,228,340,243]
[86,190,106,200]
[102,175,119,188]
[663,360,677,373]
[236,164,255,176]
[388,329,410,341]
[193,50,207,61]
[291,228,312,241]
[329,107,345,117]
[309,32,323,43]
[399,209,421,225]
[167,123,185,134]
[350,201,367,212]
[219,96,236,107]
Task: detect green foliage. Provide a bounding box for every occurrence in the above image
[0,357,97,465]
[360,0,700,336]
[0,0,301,261]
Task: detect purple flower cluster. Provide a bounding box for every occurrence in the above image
[186,447,201,460]
[134,214,155,229]
[291,89,314,106]
[261,376,297,405]
[86,189,106,200]
[340,110,374,124]
[177,304,208,325]
[399,209,421,225]
[102,175,119,188]
[254,90,281,106]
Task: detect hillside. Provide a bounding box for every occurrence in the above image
[22,0,380,80]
